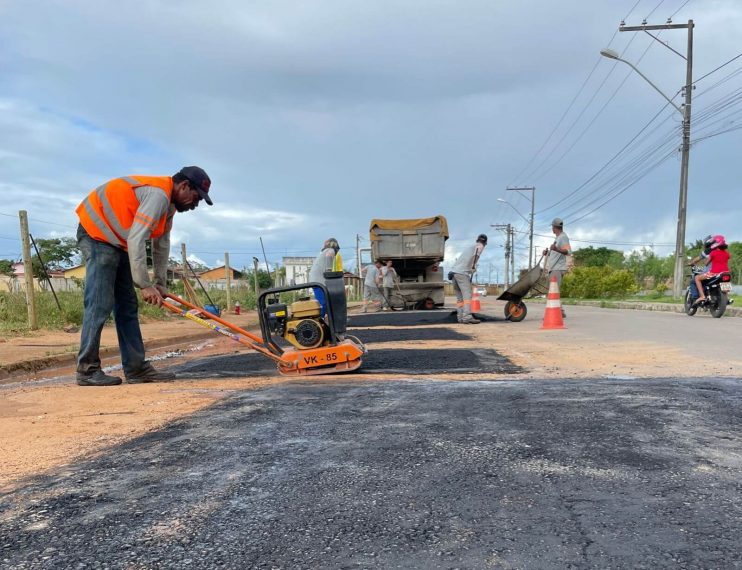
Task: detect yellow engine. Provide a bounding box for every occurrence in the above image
[284,299,325,350]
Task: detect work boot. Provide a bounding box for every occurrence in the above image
[76,370,122,387]
[460,316,481,324]
[125,363,176,384]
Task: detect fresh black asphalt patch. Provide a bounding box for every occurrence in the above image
[348,327,471,344]
[348,310,501,327]
[171,347,523,378]
[3,377,742,568]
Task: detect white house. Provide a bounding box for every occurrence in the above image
[282,256,315,285]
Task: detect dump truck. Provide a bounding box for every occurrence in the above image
[369,215,448,309]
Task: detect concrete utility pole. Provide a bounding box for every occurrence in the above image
[181,243,188,279]
[18,210,37,330]
[491,223,512,289]
[510,225,516,284]
[616,20,694,298]
[252,257,260,296]
[356,234,361,276]
[224,252,231,311]
[506,186,535,270]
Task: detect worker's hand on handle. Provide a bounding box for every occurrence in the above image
[142,286,164,306]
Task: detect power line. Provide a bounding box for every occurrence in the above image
[537,97,677,214]
[506,0,645,186]
[669,0,693,20]
[517,228,675,247]
[693,52,742,86]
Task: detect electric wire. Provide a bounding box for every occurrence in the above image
[669,0,693,19]
[506,0,644,187]
[532,34,665,184]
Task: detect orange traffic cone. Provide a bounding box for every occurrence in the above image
[541,275,566,329]
[471,288,481,313]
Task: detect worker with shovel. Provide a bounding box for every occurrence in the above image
[74,166,213,386]
[449,234,487,324]
[361,260,383,313]
[380,260,398,311]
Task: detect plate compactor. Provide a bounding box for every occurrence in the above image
[162,271,366,376]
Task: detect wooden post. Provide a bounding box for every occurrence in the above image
[252,257,260,296]
[19,211,38,330]
[224,252,232,311]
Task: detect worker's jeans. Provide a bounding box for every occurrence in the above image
[76,225,146,377]
[452,273,473,321]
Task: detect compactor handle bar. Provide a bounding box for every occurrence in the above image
[161,293,283,364]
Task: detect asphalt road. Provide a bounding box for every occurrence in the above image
[3,377,742,569]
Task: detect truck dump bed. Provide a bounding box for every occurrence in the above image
[369,216,448,260]
[369,216,448,307]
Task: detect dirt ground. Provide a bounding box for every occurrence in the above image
[2,298,740,492]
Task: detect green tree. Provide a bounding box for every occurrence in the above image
[624,248,673,286]
[727,241,742,284]
[572,246,625,269]
[0,259,15,276]
[31,237,79,275]
[244,269,273,289]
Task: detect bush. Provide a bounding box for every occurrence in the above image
[561,267,639,299]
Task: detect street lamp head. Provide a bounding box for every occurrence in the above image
[496,198,506,203]
[600,48,620,60]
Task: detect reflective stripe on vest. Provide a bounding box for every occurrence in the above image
[76,176,173,250]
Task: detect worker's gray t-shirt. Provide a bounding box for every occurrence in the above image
[363,264,379,287]
[451,244,482,276]
[128,186,175,289]
[309,248,336,284]
[382,266,396,287]
[546,232,571,271]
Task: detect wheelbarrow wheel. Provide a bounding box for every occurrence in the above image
[504,301,527,322]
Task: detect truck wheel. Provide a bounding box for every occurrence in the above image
[417,297,435,310]
[504,301,527,322]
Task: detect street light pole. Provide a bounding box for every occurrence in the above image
[609,19,694,298]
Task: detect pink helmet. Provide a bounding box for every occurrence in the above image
[710,235,726,250]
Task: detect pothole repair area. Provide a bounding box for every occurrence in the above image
[348,327,471,344]
[174,347,523,378]
[348,310,501,327]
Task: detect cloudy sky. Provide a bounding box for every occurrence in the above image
[1,0,740,280]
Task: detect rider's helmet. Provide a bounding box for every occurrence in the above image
[710,235,726,249]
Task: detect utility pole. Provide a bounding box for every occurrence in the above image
[356,233,361,276]
[491,223,512,289]
[181,243,188,279]
[510,225,516,284]
[506,186,535,269]
[252,257,260,295]
[18,210,37,330]
[224,252,231,311]
[618,20,694,297]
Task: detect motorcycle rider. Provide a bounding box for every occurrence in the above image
[689,235,730,306]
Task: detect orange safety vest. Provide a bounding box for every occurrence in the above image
[76,176,173,250]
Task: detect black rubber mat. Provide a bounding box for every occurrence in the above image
[349,327,471,344]
[348,311,502,328]
[172,347,523,378]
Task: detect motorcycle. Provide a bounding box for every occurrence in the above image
[684,265,734,318]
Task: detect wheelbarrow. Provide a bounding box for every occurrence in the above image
[496,255,549,322]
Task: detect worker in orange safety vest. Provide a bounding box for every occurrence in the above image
[74,166,213,386]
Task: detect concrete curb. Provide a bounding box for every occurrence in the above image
[0,330,220,381]
[531,298,742,317]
